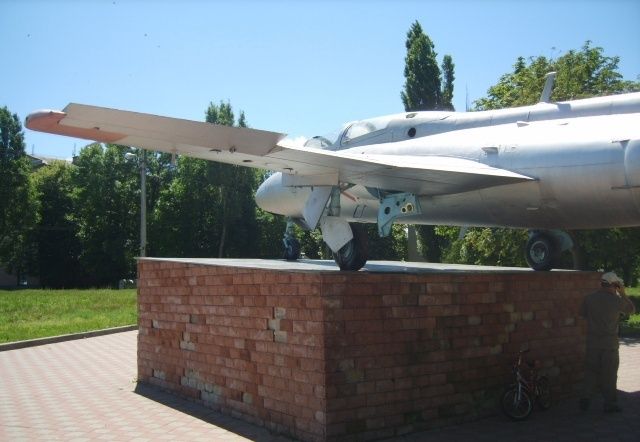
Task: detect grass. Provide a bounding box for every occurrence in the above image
[1,285,638,343]
[0,289,137,344]
[621,286,640,336]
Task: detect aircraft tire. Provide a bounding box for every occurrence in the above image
[283,237,301,261]
[333,223,368,271]
[525,233,558,271]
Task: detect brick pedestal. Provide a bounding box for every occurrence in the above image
[137,259,593,441]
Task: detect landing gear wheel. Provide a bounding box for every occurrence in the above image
[501,386,533,421]
[333,223,368,271]
[283,237,300,261]
[525,233,558,271]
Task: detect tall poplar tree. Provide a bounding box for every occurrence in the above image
[401,21,442,111]
[400,21,456,261]
[441,55,456,111]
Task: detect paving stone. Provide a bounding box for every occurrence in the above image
[1,331,638,441]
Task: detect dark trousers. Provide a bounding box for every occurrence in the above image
[582,346,620,407]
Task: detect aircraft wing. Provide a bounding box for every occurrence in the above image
[26,104,533,196]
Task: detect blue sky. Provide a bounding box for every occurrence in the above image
[3,0,640,158]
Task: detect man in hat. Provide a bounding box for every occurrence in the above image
[579,271,635,412]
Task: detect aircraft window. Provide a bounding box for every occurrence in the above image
[304,136,334,149]
[303,126,346,150]
[341,116,391,146]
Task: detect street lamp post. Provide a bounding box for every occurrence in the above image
[139,149,147,257]
[125,149,147,257]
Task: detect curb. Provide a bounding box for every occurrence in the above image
[0,325,138,352]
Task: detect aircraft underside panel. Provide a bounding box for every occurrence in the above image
[339,172,640,230]
[624,140,640,212]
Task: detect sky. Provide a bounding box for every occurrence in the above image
[3,0,640,159]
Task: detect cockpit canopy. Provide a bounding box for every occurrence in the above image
[303,111,454,150]
[304,115,396,150]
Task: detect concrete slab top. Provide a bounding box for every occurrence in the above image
[138,257,575,275]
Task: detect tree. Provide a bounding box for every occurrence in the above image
[441,55,456,111]
[401,21,442,112]
[151,101,271,259]
[0,107,39,284]
[441,227,528,268]
[475,41,640,111]
[204,101,260,257]
[452,42,640,280]
[71,143,139,286]
[572,229,640,286]
[150,156,224,257]
[32,161,86,287]
[400,21,456,261]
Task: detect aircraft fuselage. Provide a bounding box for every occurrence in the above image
[256,93,640,230]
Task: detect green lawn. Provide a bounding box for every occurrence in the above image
[0,289,137,343]
[622,286,640,335]
[1,285,638,344]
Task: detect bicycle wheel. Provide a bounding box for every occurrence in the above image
[501,386,533,420]
[536,376,552,410]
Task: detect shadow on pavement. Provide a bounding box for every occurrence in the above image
[134,382,292,441]
[620,336,640,347]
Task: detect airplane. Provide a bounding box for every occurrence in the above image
[25,73,640,271]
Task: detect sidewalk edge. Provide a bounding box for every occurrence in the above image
[0,325,138,351]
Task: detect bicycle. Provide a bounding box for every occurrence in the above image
[501,349,552,420]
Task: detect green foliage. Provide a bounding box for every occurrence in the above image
[151,101,277,259]
[415,224,451,262]
[70,143,139,285]
[0,106,26,160]
[5,38,636,287]
[441,55,455,111]
[366,224,407,260]
[255,206,286,258]
[0,107,39,282]
[0,288,136,343]
[475,41,640,110]
[572,229,640,286]
[401,21,455,112]
[295,223,408,262]
[453,43,640,276]
[401,21,442,111]
[620,287,640,335]
[32,161,86,287]
[298,227,326,259]
[401,21,456,261]
[443,228,528,267]
[0,100,286,288]
[147,101,272,262]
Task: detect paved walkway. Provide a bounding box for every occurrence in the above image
[0,331,638,441]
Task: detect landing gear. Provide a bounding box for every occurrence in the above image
[525,231,560,271]
[333,223,368,271]
[283,237,300,261]
[283,218,301,261]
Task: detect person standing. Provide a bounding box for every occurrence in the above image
[580,271,635,412]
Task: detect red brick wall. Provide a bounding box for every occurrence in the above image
[137,259,594,442]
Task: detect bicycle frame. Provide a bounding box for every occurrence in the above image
[502,349,551,420]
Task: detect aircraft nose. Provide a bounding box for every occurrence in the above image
[255,172,307,217]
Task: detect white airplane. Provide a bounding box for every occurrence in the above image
[26,74,640,271]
